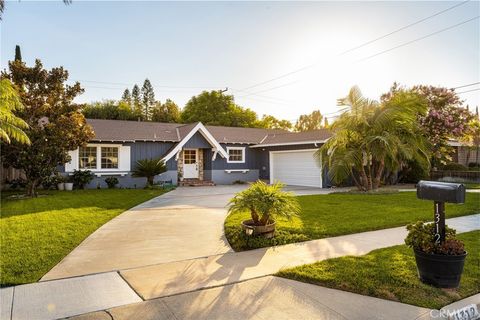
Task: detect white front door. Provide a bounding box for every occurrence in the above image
[183,149,199,179]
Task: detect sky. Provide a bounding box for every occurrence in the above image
[1,1,479,123]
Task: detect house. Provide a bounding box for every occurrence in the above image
[61,119,332,188]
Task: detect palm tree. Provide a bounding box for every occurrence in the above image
[131,158,167,186]
[0,79,30,145]
[317,86,430,191]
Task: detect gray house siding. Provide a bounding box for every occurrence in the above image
[127,141,177,170]
[183,132,212,149]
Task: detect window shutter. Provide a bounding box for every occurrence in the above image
[65,149,79,172]
[119,145,131,172]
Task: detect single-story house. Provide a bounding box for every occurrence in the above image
[61,119,333,188]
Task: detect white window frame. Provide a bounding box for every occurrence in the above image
[226,146,245,164]
[79,144,122,172]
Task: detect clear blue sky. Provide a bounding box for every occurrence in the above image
[1,1,479,122]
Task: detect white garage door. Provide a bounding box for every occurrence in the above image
[270,150,322,188]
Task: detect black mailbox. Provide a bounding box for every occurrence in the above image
[416,180,465,204]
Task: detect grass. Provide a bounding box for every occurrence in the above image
[224,192,479,251]
[0,188,168,286]
[277,231,480,309]
[464,183,480,189]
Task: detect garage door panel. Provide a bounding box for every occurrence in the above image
[271,150,322,188]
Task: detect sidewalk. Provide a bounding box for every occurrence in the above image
[1,214,479,320]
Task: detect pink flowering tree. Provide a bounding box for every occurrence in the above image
[382,84,474,167]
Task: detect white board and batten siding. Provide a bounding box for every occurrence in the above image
[65,144,131,173]
[269,149,322,188]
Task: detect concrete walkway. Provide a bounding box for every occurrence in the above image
[42,185,339,281]
[2,214,478,320]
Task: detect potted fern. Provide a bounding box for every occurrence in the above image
[405,221,467,288]
[228,181,300,238]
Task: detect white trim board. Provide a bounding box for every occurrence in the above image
[162,123,228,162]
[251,140,327,148]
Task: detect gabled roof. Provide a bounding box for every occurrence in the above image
[162,122,229,162]
[205,125,286,144]
[251,129,332,148]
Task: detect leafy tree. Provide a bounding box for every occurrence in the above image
[83,100,138,121]
[14,45,21,62]
[141,79,155,120]
[460,118,480,165]
[131,158,167,186]
[121,88,132,105]
[318,86,430,191]
[257,115,292,130]
[382,83,473,166]
[151,99,181,123]
[182,90,258,127]
[131,84,142,119]
[294,110,323,131]
[1,59,94,196]
[0,79,30,144]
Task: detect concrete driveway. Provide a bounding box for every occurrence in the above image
[42,185,332,281]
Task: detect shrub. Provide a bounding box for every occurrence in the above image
[41,175,64,190]
[398,160,430,183]
[468,162,480,168]
[104,177,119,189]
[6,178,27,189]
[405,221,465,255]
[232,180,246,185]
[228,181,300,225]
[440,163,468,171]
[132,159,167,186]
[71,170,94,189]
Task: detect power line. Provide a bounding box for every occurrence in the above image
[457,88,480,94]
[339,0,471,55]
[356,16,479,63]
[237,1,471,92]
[74,79,222,89]
[452,82,480,90]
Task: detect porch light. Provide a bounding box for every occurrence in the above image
[245,226,254,236]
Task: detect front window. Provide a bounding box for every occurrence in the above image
[79,146,97,169]
[101,147,118,169]
[227,147,245,163]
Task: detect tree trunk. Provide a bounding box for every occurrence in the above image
[250,208,260,224]
[359,166,369,191]
[147,176,154,186]
[373,159,385,190]
[26,178,40,197]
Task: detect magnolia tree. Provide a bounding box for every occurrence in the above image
[382,84,474,166]
[1,59,94,196]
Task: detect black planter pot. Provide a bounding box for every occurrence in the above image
[413,249,467,288]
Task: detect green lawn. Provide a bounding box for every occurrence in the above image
[0,188,168,287]
[224,192,479,251]
[464,183,480,189]
[277,231,480,309]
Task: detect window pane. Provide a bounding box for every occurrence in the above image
[184,150,196,164]
[228,149,243,162]
[101,147,118,169]
[79,147,97,169]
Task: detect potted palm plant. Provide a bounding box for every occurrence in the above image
[132,158,167,187]
[228,181,300,238]
[405,221,467,288]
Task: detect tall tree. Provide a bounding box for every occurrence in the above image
[82,100,137,121]
[141,79,155,120]
[318,86,430,191]
[295,110,323,132]
[151,99,181,123]
[121,88,132,105]
[131,84,142,119]
[14,45,22,62]
[257,115,292,130]
[182,90,259,127]
[0,79,30,144]
[382,83,473,167]
[1,59,94,196]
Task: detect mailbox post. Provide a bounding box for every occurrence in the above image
[416,181,466,244]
